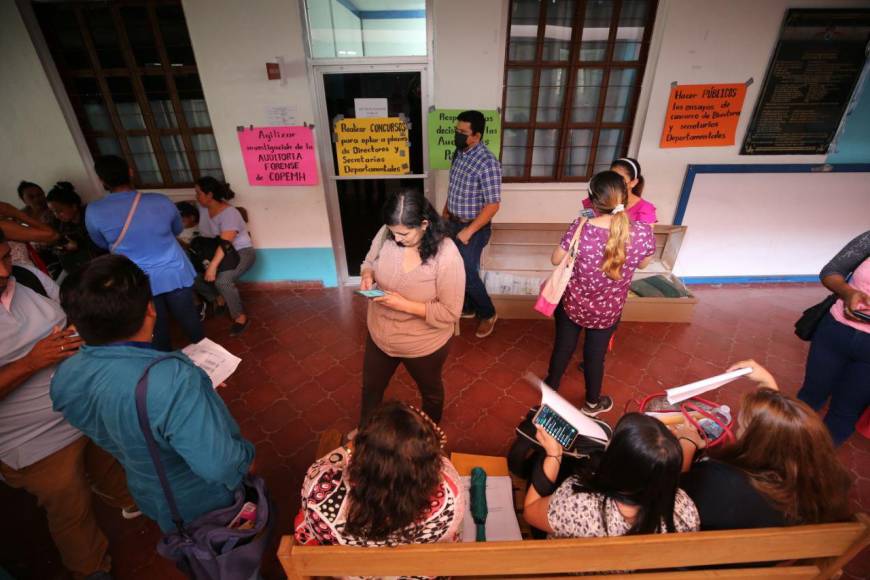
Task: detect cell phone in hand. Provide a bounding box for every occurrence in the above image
[355,289,385,299]
[853,310,870,323]
[533,404,579,449]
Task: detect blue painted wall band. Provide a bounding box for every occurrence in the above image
[240,247,338,287]
[682,275,820,285]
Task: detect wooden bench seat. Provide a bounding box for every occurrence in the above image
[279,432,870,579]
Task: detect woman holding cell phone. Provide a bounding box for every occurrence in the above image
[357,190,465,425]
[797,230,870,445]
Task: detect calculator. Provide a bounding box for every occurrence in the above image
[533,404,580,449]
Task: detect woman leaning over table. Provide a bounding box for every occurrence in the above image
[358,190,465,426]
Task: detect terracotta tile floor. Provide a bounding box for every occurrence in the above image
[3,283,869,579]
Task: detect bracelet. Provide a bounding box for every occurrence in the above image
[679,437,699,450]
[546,454,563,461]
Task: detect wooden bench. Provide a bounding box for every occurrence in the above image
[279,432,870,579]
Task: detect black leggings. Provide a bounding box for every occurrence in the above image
[544,303,617,405]
[360,335,452,426]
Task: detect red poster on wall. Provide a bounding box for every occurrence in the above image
[237,126,318,186]
[660,83,747,148]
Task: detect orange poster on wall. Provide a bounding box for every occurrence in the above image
[659,83,747,148]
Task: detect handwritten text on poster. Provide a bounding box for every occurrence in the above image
[335,117,410,176]
[237,126,318,186]
[660,83,747,148]
[428,109,501,169]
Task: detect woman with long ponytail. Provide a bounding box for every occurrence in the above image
[543,171,656,416]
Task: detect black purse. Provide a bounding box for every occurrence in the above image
[189,236,241,273]
[794,294,837,341]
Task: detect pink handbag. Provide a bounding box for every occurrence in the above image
[533,218,586,317]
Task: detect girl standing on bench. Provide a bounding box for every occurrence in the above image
[544,171,656,416]
[524,413,699,537]
[294,402,465,551]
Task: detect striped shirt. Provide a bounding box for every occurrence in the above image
[447,143,502,220]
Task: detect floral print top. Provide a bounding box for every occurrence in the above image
[560,219,656,329]
[547,476,700,538]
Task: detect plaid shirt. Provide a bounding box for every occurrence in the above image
[447,143,502,220]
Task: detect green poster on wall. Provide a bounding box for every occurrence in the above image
[427,109,501,169]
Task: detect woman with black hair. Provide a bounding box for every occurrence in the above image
[358,190,465,425]
[46,182,104,276]
[524,413,699,537]
[193,176,255,336]
[581,158,657,223]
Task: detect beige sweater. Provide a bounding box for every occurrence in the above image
[362,231,465,357]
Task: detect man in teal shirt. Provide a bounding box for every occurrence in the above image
[50,255,254,532]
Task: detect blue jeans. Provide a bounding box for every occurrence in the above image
[447,220,496,319]
[797,312,870,446]
[152,285,205,351]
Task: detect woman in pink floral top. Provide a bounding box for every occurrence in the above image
[294,401,465,579]
[545,171,656,416]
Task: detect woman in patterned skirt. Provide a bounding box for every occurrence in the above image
[294,401,465,578]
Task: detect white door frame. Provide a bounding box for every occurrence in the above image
[309,63,432,286]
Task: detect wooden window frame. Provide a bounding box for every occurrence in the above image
[35,0,220,189]
[501,0,658,182]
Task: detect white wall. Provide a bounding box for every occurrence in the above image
[431,0,508,212]
[635,0,870,224]
[434,0,870,225]
[181,0,334,250]
[0,1,91,205]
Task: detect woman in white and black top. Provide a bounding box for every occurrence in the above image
[524,413,699,538]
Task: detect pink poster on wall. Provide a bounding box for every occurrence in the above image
[237,126,318,186]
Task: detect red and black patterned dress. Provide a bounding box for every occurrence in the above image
[294,445,466,579]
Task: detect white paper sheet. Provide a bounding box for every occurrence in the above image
[181,338,242,388]
[665,367,752,404]
[459,475,523,542]
[524,373,609,442]
[354,98,388,118]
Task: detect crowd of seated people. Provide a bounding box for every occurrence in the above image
[1,158,865,580]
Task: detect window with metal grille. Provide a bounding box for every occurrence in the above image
[501,0,657,181]
[33,0,224,188]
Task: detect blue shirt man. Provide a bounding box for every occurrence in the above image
[51,254,254,533]
[443,110,502,338]
[85,155,203,351]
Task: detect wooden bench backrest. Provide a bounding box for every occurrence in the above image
[279,515,870,579]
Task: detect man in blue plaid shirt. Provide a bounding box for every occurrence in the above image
[442,111,501,338]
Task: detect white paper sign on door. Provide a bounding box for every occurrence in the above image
[354,98,388,119]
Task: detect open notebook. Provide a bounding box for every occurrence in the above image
[523,373,610,443]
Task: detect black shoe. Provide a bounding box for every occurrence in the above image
[214,303,228,317]
[229,319,250,336]
[581,395,614,417]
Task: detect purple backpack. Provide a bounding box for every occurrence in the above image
[135,356,274,579]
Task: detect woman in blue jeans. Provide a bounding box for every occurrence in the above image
[85,155,204,351]
[798,230,870,445]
